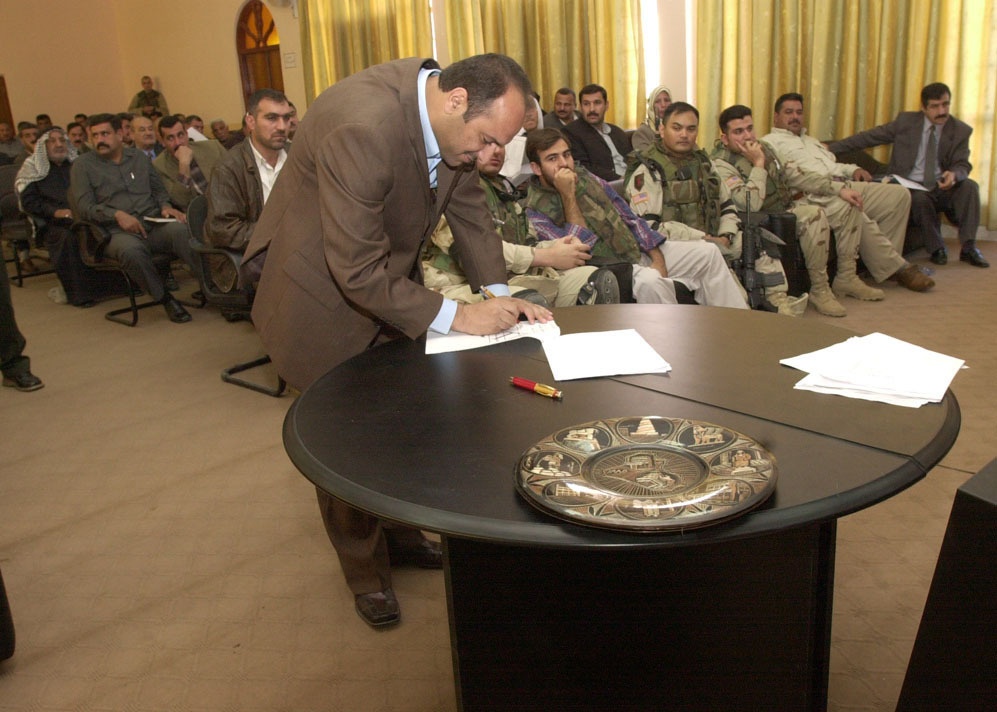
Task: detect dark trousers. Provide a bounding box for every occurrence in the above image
[0,263,29,379]
[908,178,980,253]
[105,221,199,301]
[42,223,129,306]
[315,488,428,595]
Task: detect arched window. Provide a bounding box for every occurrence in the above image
[236,1,284,109]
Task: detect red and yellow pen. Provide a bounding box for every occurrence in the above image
[510,376,562,400]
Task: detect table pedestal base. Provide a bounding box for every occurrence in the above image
[444,522,835,711]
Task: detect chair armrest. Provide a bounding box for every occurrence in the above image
[70,220,112,265]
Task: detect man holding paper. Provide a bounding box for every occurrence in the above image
[828,82,988,268]
[69,113,198,323]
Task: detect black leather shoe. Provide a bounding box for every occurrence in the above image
[3,372,44,392]
[163,298,192,323]
[929,248,947,265]
[960,247,990,268]
[388,539,443,569]
[355,588,400,627]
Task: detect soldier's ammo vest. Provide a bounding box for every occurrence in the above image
[711,142,795,213]
[625,147,722,234]
[525,168,640,264]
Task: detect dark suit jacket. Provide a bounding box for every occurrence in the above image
[563,119,632,181]
[828,111,973,183]
[241,58,506,390]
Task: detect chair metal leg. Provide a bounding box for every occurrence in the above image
[221,355,286,397]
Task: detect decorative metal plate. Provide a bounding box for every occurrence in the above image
[516,416,778,532]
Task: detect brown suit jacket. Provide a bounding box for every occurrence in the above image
[242,58,507,390]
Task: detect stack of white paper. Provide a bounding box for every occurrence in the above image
[780,332,964,408]
[542,329,671,381]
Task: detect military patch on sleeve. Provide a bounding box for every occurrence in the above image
[630,190,649,207]
[724,176,741,189]
[634,174,644,190]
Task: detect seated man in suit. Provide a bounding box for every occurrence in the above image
[828,82,988,268]
[563,84,632,181]
[542,87,580,129]
[204,88,292,292]
[524,128,747,309]
[70,113,197,323]
[153,114,226,209]
[132,116,162,160]
[424,143,620,307]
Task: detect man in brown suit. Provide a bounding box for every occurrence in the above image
[241,54,549,627]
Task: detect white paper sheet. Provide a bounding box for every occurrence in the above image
[425,319,561,354]
[780,332,964,407]
[542,329,671,381]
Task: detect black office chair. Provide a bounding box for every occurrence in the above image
[187,195,285,397]
[1,164,55,287]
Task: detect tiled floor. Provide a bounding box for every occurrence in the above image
[1,237,994,711]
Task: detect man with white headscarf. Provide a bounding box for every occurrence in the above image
[16,129,123,305]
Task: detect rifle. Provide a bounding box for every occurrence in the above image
[733,184,784,311]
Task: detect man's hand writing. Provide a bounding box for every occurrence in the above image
[453,298,552,335]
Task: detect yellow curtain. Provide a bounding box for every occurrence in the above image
[299,0,434,103]
[444,0,647,129]
[697,0,997,229]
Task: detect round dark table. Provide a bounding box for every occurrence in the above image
[285,305,960,712]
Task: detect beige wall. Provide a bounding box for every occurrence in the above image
[0,0,305,130]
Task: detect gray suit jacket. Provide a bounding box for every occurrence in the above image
[828,111,973,183]
[242,58,506,390]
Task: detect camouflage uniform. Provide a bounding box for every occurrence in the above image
[421,174,600,307]
[625,143,806,316]
[710,140,857,316]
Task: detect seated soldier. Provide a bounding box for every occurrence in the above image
[70,113,198,323]
[625,102,807,316]
[709,106,857,316]
[204,89,292,292]
[128,75,170,117]
[424,143,620,307]
[762,93,935,294]
[524,128,747,309]
[16,128,124,305]
[153,114,227,210]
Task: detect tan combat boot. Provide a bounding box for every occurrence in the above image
[832,258,884,301]
[807,268,846,316]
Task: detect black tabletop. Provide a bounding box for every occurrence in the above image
[284,305,960,549]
